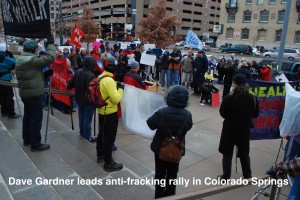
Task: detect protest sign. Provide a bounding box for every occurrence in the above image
[70,24,85,48]
[140,53,156,67]
[248,80,299,140]
[121,85,166,139]
[51,58,72,107]
[0,0,51,37]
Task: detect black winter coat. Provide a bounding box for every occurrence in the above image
[218,93,259,157]
[67,56,96,105]
[234,67,252,79]
[147,107,193,155]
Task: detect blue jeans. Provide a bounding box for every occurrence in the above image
[284,136,300,161]
[78,104,95,140]
[22,96,43,147]
[167,69,179,88]
[161,69,168,87]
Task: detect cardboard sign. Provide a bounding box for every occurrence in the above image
[140,53,156,67]
[275,73,289,83]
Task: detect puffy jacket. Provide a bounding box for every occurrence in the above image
[259,66,272,81]
[15,44,56,99]
[67,56,96,105]
[147,86,193,155]
[97,70,123,115]
[0,52,15,81]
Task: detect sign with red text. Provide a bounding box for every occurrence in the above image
[248,80,299,140]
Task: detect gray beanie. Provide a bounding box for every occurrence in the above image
[130,61,139,69]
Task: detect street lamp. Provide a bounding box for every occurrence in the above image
[115,22,119,42]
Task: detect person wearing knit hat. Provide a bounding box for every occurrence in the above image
[123,60,147,90]
[15,35,56,152]
[218,73,259,180]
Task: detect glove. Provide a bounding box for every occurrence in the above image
[44,69,54,77]
[46,35,54,45]
[117,82,125,90]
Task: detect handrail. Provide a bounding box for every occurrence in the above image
[158,175,270,200]
[0,80,75,96]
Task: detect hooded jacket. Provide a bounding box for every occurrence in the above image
[15,44,56,99]
[67,56,96,105]
[259,65,272,81]
[147,85,193,155]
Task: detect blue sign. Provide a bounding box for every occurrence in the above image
[185,30,203,50]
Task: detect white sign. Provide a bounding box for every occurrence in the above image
[140,53,156,67]
[144,44,156,52]
[120,42,128,50]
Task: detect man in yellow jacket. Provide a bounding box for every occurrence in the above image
[96,57,124,171]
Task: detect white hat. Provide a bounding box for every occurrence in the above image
[0,43,7,52]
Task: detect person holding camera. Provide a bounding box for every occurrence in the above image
[0,43,20,119]
[96,57,124,171]
[15,37,56,152]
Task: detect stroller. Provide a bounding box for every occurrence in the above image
[200,79,219,105]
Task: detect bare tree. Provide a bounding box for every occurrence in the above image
[137,0,181,49]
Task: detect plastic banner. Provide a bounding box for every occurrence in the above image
[279,83,300,137]
[121,85,166,139]
[185,30,203,50]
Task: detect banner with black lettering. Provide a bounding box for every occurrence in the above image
[248,80,299,140]
[0,0,50,38]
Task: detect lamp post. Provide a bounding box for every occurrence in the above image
[115,22,119,42]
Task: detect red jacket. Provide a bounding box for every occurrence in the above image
[124,70,146,90]
[259,66,272,81]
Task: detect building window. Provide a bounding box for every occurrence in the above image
[257,0,264,4]
[226,28,234,39]
[246,0,252,4]
[298,13,300,23]
[275,29,282,42]
[295,31,300,43]
[243,10,252,22]
[269,0,276,4]
[281,0,287,3]
[258,29,267,40]
[241,28,250,39]
[227,13,236,23]
[260,10,269,23]
[278,10,285,23]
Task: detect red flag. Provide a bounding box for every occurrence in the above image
[70,24,85,48]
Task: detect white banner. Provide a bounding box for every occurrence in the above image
[140,53,156,66]
[121,85,166,139]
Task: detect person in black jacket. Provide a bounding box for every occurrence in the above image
[218,74,259,180]
[147,85,193,199]
[67,56,96,143]
[222,59,235,97]
[233,61,252,79]
[193,50,208,96]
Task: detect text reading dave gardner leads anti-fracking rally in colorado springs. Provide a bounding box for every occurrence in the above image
[8,177,288,188]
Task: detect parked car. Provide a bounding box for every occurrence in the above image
[204,38,214,45]
[258,58,300,80]
[175,41,185,46]
[221,44,253,54]
[262,48,300,60]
